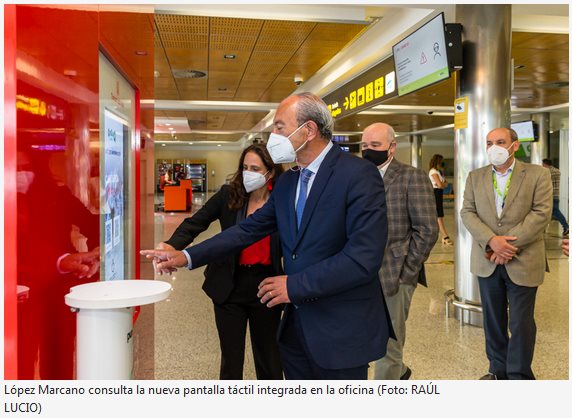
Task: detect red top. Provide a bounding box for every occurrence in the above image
[239,235,272,266]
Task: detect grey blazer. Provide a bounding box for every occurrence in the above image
[460,160,552,287]
[379,158,439,297]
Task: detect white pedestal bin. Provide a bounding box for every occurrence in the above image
[65,280,171,380]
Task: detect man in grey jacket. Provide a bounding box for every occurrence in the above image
[361,123,439,380]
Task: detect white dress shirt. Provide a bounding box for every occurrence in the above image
[378,156,394,179]
[492,159,516,217]
[295,140,333,209]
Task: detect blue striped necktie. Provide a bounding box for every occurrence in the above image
[296,168,313,228]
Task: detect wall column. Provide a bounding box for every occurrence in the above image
[409,135,422,168]
[530,112,549,165]
[559,119,569,220]
[453,5,512,325]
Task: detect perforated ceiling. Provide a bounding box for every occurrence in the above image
[153,13,568,142]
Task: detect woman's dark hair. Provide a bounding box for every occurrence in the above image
[429,154,444,170]
[227,143,284,210]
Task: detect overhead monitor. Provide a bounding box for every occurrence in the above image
[511,120,538,142]
[392,13,450,96]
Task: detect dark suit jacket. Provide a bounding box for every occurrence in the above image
[185,145,393,370]
[165,185,283,304]
[379,159,439,296]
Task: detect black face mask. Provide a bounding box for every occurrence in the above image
[362,149,389,166]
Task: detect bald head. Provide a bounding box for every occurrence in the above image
[487,127,518,143]
[361,122,397,167]
[486,127,520,150]
[362,123,395,147]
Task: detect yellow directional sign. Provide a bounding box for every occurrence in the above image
[323,56,398,120]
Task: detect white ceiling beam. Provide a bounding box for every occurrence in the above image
[146,100,277,112]
[154,4,373,23]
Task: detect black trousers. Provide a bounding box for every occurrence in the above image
[278,307,368,380]
[478,265,538,380]
[213,264,283,380]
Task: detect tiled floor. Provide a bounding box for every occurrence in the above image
[149,194,569,380]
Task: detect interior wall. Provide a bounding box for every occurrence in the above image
[394,145,412,165]
[155,148,242,191]
[394,138,456,178]
[421,141,455,173]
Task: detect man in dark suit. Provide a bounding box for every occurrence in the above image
[361,123,438,380]
[142,92,393,379]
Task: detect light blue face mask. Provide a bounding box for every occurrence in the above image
[266,122,309,164]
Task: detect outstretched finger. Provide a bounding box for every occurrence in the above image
[141,250,164,259]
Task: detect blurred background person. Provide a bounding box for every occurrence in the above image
[155,144,284,379]
[361,122,438,380]
[542,159,568,237]
[163,169,176,186]
[17,148,99,379]
[429,154,453,246]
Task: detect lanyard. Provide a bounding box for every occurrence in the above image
[492,170,513,207]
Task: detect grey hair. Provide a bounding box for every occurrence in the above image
[293,92,334,140]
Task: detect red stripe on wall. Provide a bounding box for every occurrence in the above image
[4,4,19,379]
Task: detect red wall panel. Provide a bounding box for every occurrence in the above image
[4,4,19,380]
[7,5,154,379]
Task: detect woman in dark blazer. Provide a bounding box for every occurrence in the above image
[157,144,284,379]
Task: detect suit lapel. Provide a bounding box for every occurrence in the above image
[483,165,498,219]
[294,145,339,247]
[502,160,525,214]
[381,159,400,191]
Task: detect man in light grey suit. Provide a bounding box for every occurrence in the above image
[361,123,439,380]
[461,127,552,380]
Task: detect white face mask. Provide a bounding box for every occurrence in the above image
[243,170,269,193]
[266,122,309,164]
[487,142,515,166]
[17,171,35,194]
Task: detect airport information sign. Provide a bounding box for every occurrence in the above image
[322,56,398,120]
[393,14,450,96]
